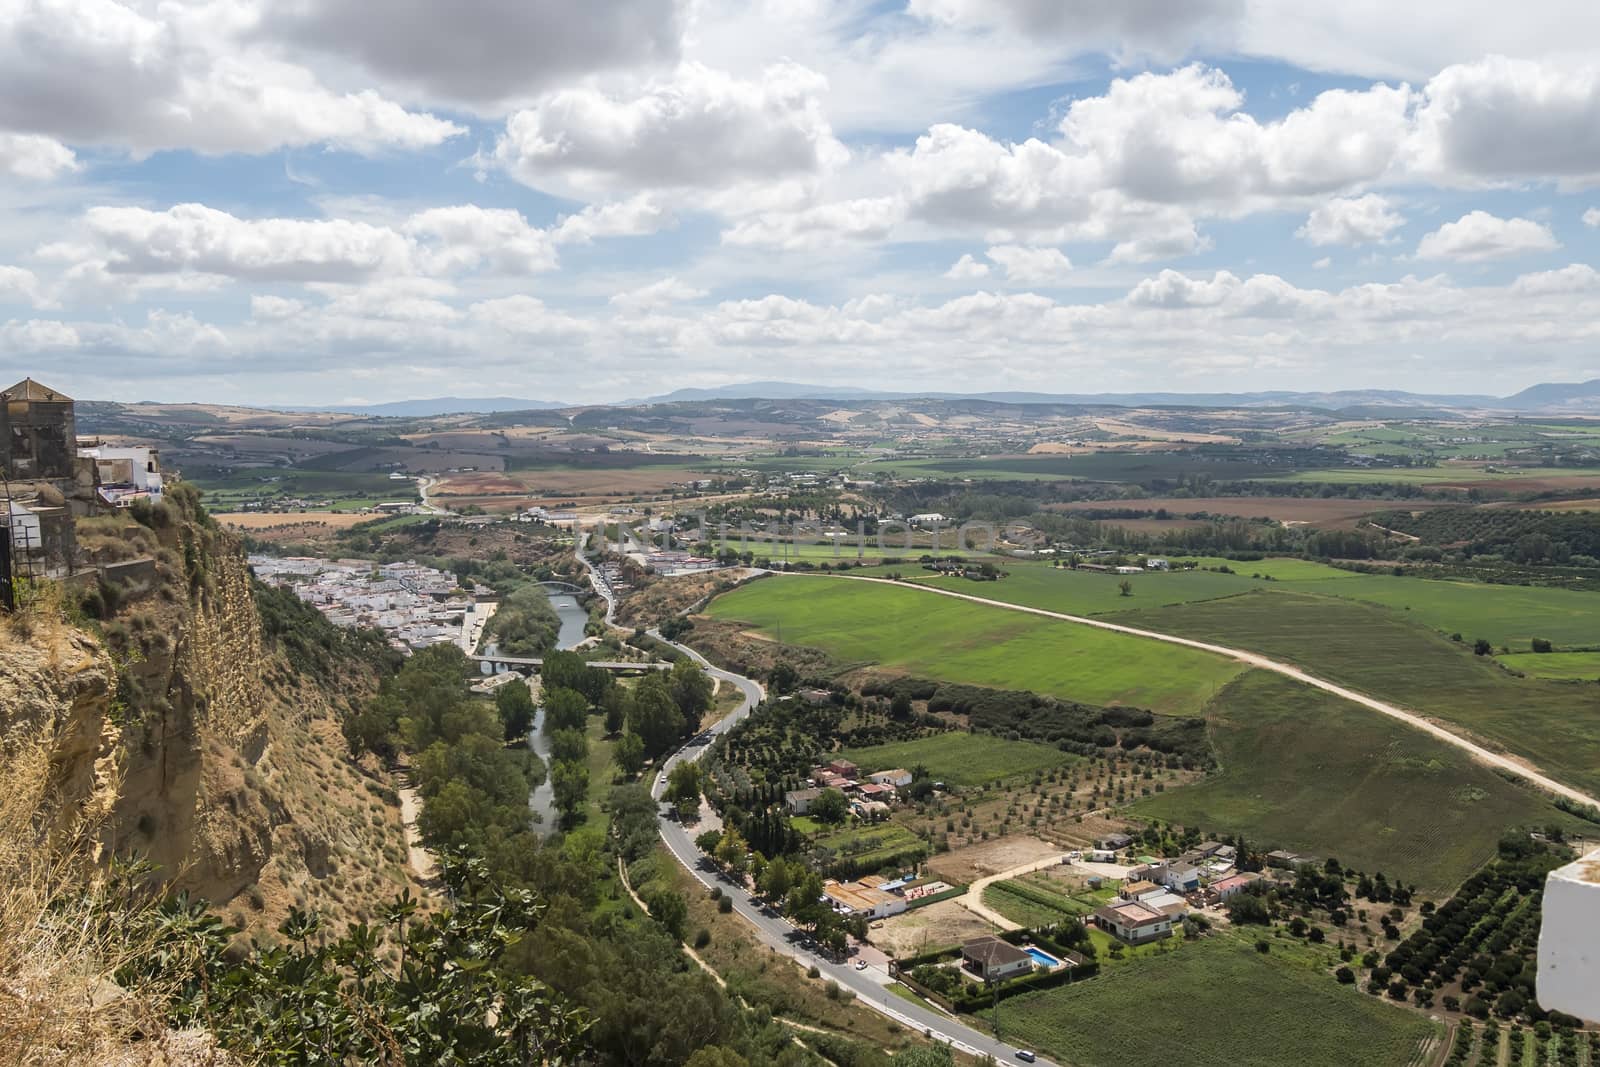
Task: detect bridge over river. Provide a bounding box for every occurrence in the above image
[468,654,671,673]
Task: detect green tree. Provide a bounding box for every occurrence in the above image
[889,693,913,720]
[614,732,645,778]
[550,727,588,765]
[669,659,715,736]
[1118,579,1133,596]
[630,674,684,757]
[645,887,688,940]
[810,788,848,824]
[543,686,589,735]
[495,681,535,741]
[668,761,703,805]
[485,585,561,655]
[714,826,749,877]
[602,687,629,735]
[550,760,590,825]
[769,662,799,694]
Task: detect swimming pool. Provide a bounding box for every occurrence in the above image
[1024,947,1061,968]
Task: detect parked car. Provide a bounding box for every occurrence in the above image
[854,960,867,971]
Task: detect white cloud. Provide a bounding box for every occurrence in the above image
[492,62,847,196]
[553,195,673,244]
[266,0,683,109]
[1057,64,1412,204]
[1297,194,1405,246]
[720,197,902,250]
[1585,207,1600,227]
[0,0,462,157]
[907,0,1242,64]
[985,245,1073,285]
[1107,223,1210,262]
[470,295,594,339]
[0,133,78,180]
[610,277,706,311]
[943,254,990,280]
[1408,57,1600,186]
[249,295,305,321]
[1510,264,1600,296]
[1416,211,1561,262]
[403,206,558,274]
[0,266,46,307]
[81,203,413,282]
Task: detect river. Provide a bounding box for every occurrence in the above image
[524,592,589,831]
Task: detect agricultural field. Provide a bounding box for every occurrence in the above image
[998,935,1439,1067]
[810,822,926,870]
[839,733,1076,788]
[1269,465,1600,489]
[887,556,1597,650]
[187,467,415,511]
[704,575,1245,714]
[982,870,1113,926]
[1131,671,1585,895]
[859,450,1321,483]
[1268,572,1600,649]
[1048,495,1452,528]
[1112,591,1600,799]
[1497,651,1600,681]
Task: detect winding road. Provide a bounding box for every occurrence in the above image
[575,541,1055,1062]
[643,628,1057,1065]
[800,573,1600,811]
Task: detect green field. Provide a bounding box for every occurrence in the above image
[839,733,1075,788]
[899,556,1597,649]
[189,467,417,511]
[1114,591,1600,798]
[811,822,926,867]
[1269,573,1600,649]
[1498,651,1600,681]
[705,576,1244,714]
[983,874,1111,927]
[1270,465,1600,485]
[1132,671,1582,895]
[1000,935,1438,1067]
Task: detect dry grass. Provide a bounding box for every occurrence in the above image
[0,604,225,1066]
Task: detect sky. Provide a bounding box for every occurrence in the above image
[5,0,1600,407]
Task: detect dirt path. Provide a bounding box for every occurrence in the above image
[808,574,1600,810]
[958,856,1080,931]
[396,773,437,882]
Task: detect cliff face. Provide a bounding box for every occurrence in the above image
[3,493,417,936]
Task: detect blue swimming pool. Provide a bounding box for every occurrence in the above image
[1024,947,1061,968]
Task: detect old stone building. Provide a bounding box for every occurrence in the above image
[1,378,82,579]
[1,378,78,483]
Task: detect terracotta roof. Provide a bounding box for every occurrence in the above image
[1,378,73,403]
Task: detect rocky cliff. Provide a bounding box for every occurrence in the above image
[3,486,417,938]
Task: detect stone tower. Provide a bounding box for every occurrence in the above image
[0,378,78,482]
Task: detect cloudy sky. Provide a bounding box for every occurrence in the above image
[5,0,1600,406]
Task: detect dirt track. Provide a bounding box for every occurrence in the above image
[807,573,1600,811]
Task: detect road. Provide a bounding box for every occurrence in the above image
[644,626,1056,1066]
[803,573,1600,811]
[577,539,1056,1062]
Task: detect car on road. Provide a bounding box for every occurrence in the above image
[1014,1051,1036,1063]
[854,960,867,971]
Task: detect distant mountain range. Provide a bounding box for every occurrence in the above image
[631,379,1600,413]
[283,396,567,417]
[183,378,1600,417]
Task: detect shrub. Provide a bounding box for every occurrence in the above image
[693,928,711,949]
[718,896,733,914]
